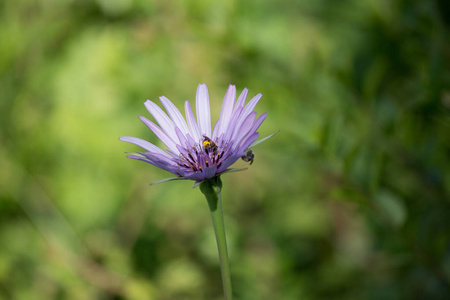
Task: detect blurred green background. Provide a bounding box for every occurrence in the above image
[1,0,450,299]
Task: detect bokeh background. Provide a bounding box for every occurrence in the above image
[1,0,450,299]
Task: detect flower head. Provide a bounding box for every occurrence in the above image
[120,84,267,184]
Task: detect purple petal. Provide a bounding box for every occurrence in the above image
[175,127,188,148]
[217,154,241,173]
[185,171,207,181]
[217,85,236,137]
[233,111,257,146]
[249,112,267,134]
[185,100,201,142]
[139,116,179,153]
[239,132,259,153]
[119,136,169,157]
[184,166,217,181]
[185,134,197,148]
[235,93,262,128]
[219,134,259,174]
[203,166,217,179]
[176,144,191,159]
[224,88,248,140]
[224,105,243,140]
[197,154,207,169]
[159,96,190,137]
[140,153,183,176]
[144,100,178,142]
[164,149,178,158]
[234,88,248,114]
[140,152,175,165]
[235,112,267,148]
[196,84,211,137]
[211,119,220,140]
[126,154,181,175]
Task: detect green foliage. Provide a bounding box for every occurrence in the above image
[1,0,449,299]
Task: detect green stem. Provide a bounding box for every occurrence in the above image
[200,176,233,300]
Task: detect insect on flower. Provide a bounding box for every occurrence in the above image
[241,149,255,165]
[202,136,218,154]
[120,84,268,186]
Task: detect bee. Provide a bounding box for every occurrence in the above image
[202,136,218,153]
[241,149,254,165]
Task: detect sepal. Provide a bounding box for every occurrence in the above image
[221,168,248,174]
[150,177,186,185]
[248,130,279,148]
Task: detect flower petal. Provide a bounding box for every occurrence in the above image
[203,166,217,179]
[239,132,259,153]
[217,84,236,138]
[139,116,179,153]
[249,112,267,135]
[218,134,258,173]
[236,112,268,148]
[185,171,207,181]
[185,134,198,148]
[126,154,180,175]
[224,88,248,140]
[218,136,256,172]
[211,119,220,140]
[174,127,188,148]
[224,107,242,140]
[185,100,201,142]
[217,154,241,173]
[144,100,178,142]
[140,152,176,166]
[233,111,257,146]
[196,84,211,137]
[119,136,169,157]
[159,96,190,137]
[236,93,262,128]
[234,88,248,114]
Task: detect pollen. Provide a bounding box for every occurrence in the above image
[203,140,211,147]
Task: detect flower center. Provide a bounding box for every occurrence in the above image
[173,136,230,173]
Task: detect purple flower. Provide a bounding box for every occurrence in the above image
[120,84,267,184]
